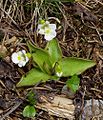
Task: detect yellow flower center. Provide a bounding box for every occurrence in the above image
[18,56,21,60]
[45,28,51,34]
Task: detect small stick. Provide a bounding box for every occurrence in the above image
[0,100,22,120]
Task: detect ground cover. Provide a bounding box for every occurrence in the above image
[0,0,103,120]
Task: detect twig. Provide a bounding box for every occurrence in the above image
[0,99,22,120]
[57,3,79,50]
[94,0,103,6]
[0,0,8,21]
[91,22,103,45]
[0,7,20,29]
[9,1,17,24]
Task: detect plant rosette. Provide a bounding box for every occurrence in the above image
[16,39,96,87]
[15,19,96,93]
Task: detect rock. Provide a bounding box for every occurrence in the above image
[82,99,103,119]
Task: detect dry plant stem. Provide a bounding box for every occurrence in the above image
[94,0,103,6]
[56,3,68,42]
[0,7,20,29]
[0,0,8,21]
[6,5,12,19]
[25,29,34,43]
[96,51,103,60]
[4,0,8,10]
[48,17,61,24]
[34,6,39,44]
[34,86,53,91]
[91,88,102,93]
[1,33,7,51]
[0,0,3,22]
[19,1,24,23]
[92,114,103,120]
[81,18,103,45]
[81,86,86,118]
[27,86,56,91]
[91,22,103,45]
[80,1,95,9]
[9,3,17,25]
[83,22,103,33]
[58,3,79,50]
[0,80,6,88]
[36,95,75,120]
[31,10,35,35]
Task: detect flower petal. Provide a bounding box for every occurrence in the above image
[11,53,19,64]
[56,72,63,77]
[45,21,50,25]
[25,56,29,63]
[45,30,56,41]
[45,34,54,41]
[44,35,52,41]
[38,29,45,34]
[18,60,26,67]
[18,63,23,67]
[49,24,56,30]
[22,50,26,54]
[38,24,42,29]
[38,24,45,34]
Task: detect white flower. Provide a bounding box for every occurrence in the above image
[38,21,49,35]
[11,50,29,67]
[38,20,56,41]
[56,72,63,77]
[44,24,56,41]
[55,64,62,77]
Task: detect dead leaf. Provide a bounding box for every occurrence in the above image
[0,45,7,57]
[5,36,18,45]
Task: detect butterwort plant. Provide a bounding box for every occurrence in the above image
[15,19,96,93]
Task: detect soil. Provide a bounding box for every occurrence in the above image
[0,0,103,120]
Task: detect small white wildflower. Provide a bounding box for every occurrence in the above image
[44,24,56,41]
[56,72,63,77]
[38,20,56,41]
[55,64,62,77]
[11,50,29,67]
[38,21,50,35]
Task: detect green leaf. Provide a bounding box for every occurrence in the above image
[23,105,36,118]
[28,42,52,74]
[45,39,62,66]
[55,57,96,77]
[17,68,52,87]
[66,75,80,93]
[27,91,36,105]
[50,75,60,81]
